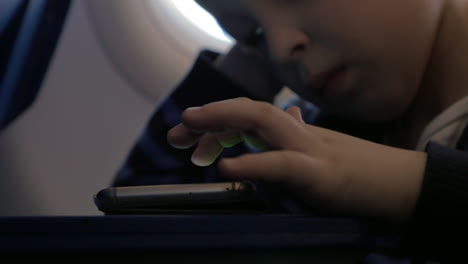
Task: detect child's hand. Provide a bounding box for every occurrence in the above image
[167,98,427,224]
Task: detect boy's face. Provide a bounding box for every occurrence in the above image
[196,0,441,122]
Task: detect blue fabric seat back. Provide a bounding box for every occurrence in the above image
[0,0,71,130]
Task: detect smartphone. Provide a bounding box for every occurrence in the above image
[94,182,268,215]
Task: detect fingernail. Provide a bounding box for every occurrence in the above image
[186,106,201,112]
[191,155,216,167]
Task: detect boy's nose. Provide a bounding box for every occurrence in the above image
[266,25,310,64]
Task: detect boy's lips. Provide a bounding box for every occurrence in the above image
[305,65,349,97]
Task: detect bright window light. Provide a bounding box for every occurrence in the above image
[171,0,234,43]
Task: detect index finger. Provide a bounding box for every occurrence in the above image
[181,98,308,151]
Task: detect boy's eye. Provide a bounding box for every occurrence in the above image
[242,26,269,57]
[244,26,265,48]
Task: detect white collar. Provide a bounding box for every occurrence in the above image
[416,96,468,151]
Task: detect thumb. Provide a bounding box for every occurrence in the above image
[285,106,305,123]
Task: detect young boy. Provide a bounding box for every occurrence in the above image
[115,0,468,261]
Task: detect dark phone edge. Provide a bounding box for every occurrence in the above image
[94,184,268,215]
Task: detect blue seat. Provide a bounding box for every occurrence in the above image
[0,0,71,130]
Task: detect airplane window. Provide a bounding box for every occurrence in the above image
[86,0,235,102]
[169,0,234,44]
